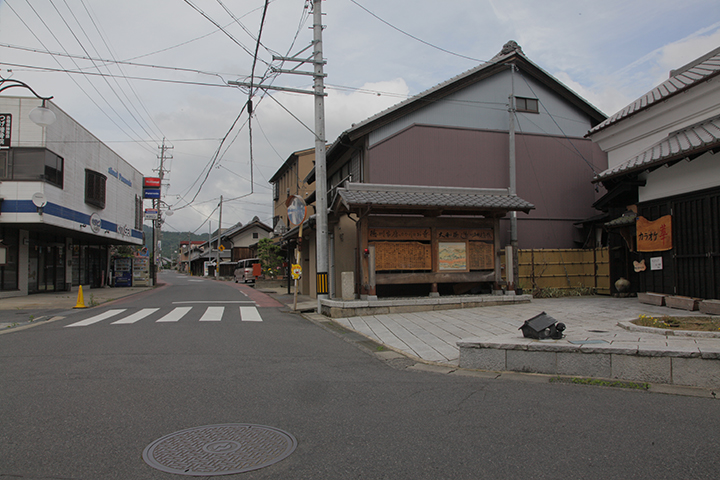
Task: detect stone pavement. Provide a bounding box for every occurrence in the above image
[332,296,720,389]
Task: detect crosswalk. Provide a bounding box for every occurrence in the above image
[65,305,264,327]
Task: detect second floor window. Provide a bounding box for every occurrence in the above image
[516,97,539,113]
[0,148,64,188]
[85,169,106,208]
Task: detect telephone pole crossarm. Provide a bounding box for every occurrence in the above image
[227,80,324,96]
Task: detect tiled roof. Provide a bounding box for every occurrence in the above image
[594,114,720,182]
[588,47,720,135]
[335,183,534,213]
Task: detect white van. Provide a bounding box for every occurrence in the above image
[234,258,260,284]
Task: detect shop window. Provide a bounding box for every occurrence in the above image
[85,169,107,208]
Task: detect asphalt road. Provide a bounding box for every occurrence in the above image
[1,271,719,479]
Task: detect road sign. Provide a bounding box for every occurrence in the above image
[291,264,302,280]
[287,196,307,226]
[218,245,225,252]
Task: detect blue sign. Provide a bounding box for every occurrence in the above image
[143,188,160,199]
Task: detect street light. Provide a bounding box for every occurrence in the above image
[0,78,56,126]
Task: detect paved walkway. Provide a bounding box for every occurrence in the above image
[332,296,720,365]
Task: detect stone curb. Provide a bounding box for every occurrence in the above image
[618,320,720,338]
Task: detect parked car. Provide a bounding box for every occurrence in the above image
[234,258,260,284]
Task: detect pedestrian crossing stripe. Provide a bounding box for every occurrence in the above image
[65,309,126,327]
[64,306,262,327]
[112,308,159,324]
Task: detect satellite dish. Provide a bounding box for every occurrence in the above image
[32,192,47,208]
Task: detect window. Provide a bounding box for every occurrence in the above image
[516,97,539,113]
[0,150,7,179]
[3,148,64,187]
[85,169,107,208]
[253,232,259,239]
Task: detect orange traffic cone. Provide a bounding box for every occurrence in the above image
[73,285,87,309]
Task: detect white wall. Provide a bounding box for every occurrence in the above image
[639,151,720,202]
[0,96,143,244]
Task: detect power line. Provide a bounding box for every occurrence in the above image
[348,0,484,63]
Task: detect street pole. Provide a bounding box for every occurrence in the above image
[215,195,223,280]
[312,0,329,311]
[508,64,518,290]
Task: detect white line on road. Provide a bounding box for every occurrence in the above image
[173,301,255,304]
[199,306,224,322]
[111,308,160,325]
[65,309,126,327]
[240,306,262,322]
[155,307,192,323]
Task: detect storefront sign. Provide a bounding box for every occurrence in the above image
[144,177,161,187]
[144,208,159,220]
[143,188,161,199]
[0,114,11,147]
[89,213,102,233]
[637,215,672,252]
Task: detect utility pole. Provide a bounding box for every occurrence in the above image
[152,138,172,285]
[215,195,223,280]
[312,0,329,309]
[508,64,518,290]
[227,0,329,310]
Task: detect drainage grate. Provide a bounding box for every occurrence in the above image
[142,424,297,476]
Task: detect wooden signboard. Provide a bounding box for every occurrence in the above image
[373,242,432,271]
[436,229,493,242]
[469,241,494,270]
[369,228,431,241]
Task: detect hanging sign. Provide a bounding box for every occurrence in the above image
[143,177,161,187]
[144,208,159,220]
[0,114,11,147]
[143,188,161,199]
[637,215,672,252]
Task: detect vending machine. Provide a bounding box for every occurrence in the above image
[113,257,133,287]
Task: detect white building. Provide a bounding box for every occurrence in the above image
[588,46,720,298]
[0,95,144,297]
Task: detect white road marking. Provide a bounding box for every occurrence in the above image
[111,308,160,324]
[65,309,126,327]
[199,306,224,322]
[155,307,192,323]
[240,306,262,322]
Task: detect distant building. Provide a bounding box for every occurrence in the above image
[0,96,144,297]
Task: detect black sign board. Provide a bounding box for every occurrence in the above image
[0,114,11,148]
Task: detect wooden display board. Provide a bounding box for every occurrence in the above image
[469,241,494,270]
[373,242,432,271]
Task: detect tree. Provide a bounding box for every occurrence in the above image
[256,238,283,279]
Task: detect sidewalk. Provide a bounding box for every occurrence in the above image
[0,286,154,330]
[330,296,720,389]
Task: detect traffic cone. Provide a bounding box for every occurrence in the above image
[73,285,87,309]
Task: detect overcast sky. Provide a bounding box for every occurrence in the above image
[2,0,719,234]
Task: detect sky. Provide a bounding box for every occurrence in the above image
[1,0,720,235]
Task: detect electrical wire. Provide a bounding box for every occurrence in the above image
[348,0,484,63]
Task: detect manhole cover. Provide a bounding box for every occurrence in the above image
[142,424,297,476]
